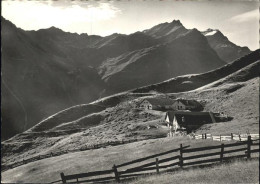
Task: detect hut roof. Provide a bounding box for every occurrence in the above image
[175,99,202,107]
[165,111,213,125]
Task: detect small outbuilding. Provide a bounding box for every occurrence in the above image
[171,99,203,111]
[139,98,175,111]
[165,111,216,133]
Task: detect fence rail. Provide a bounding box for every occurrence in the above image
[117,146,189,168]
[4,133,258,172]
[59,136,259,183]
[182,144,221,153]
[194,133,259,142]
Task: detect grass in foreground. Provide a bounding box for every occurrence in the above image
[2,136,257,183]
[1,137,220,183]
[122,158,259,184]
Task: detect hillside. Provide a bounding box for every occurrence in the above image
[132,49,259,93]
[2,50,259,168]
[1,16,252,140]
[2,136,259,183]
[99,29,225,92]
[0,138,222,183]
[143,20,250,62]
[130,158,259,184]
[1,17,107,140]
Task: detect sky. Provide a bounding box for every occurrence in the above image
[2,0,259,50]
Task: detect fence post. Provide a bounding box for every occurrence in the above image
[179,144,183,168]
[247,136,251,159]
[156,158,159,174]
[239,134,241,141]
[60,172,66,183]
[205,133,207,139]
[220,135,221,142]
[113,164,120,182]
[202,134,204,139]
[220,143,224,162]
[231,133,233,141]
[247,130,250,136]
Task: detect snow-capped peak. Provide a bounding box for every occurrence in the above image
[204,30,217,36]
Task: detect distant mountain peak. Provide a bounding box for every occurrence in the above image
[79,33,89,37]
[190,28,200,33]
[182,28,203,38]
[202,28,226,38]
[39,26,89,37]
[143,19,187,40]
[205,28,218,32]
[170,19,182,26]
[37,26,65,35]
[202,28,251,63]
[203,29,218,36]
[110,33,123,36]
[169,28,209,46]
[49,26,63,31]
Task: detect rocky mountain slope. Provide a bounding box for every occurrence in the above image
[143,20,251,62]
[1,17,252,140]
[1,17,107,140]
[98,29,226,92]
[143,20,189,42]
[202,29,251,63]
[2,50,259,166]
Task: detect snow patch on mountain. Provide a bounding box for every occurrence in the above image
[204,30,217,36]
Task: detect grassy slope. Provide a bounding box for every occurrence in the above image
[1,137,229,183]
[127,158,259,184]
[1,99,167,163]
[2,64,259,166]
[1,79,258,182]
[2,136,259,183]
[26,104,106,132]
[197,79,259,134]
[175,61,259,134]
[1,50,259,180]
[132,49,259,93]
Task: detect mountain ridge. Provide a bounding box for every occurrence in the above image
[27,49,260,133]
[1,16,252,140]
[132,49,259,94]
[202,28,251,62]
[2,50,259,168]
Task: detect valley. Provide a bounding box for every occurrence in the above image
[1,17,251,140]
[2,50,259,179]
[1,13,258,184]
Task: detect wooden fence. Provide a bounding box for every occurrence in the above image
[194,133,259,142]
[59,136,259,184]
[5,133,257,172]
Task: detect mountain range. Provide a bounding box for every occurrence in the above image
[2,50,259,172]
[1,17,252,140]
